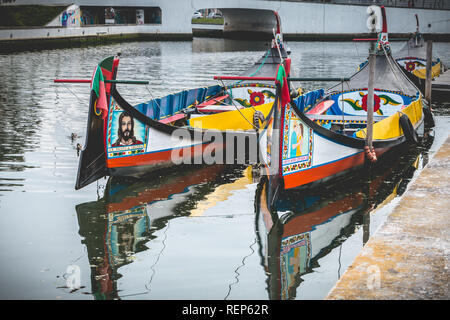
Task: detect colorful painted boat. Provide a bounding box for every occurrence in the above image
[75,13,289,190]
[394,14,445,94]
[255,133,432,299]
[258,6,434,207]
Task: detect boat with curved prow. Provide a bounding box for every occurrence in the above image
[394,14,445,95]
[72,12,290,190]
[258,6,434,208]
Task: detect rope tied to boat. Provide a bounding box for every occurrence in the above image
[253,110,265,129]
[145,85,166,119]
[233,49,270,86]
[226,48,271,109]
[218,79,262,131]
[381,43,407,94]
[364,145,377,163]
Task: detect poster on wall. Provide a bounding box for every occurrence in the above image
[136,9,145,25]
[105,7,115,24]
[61,6,81,27]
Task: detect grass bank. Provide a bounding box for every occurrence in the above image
[191,18,224,25]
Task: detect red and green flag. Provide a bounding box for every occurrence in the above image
[90,65,108,119]
[276,64,290,106]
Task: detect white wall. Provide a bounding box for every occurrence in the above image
[1,0,450,38]
[0,25,165,41]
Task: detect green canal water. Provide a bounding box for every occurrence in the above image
[0,38,449,300]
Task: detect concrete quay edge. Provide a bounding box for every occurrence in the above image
[325,133,450,300]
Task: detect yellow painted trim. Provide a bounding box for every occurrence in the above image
[355,97,423,140]
[189,102,273,131]
[413,62,442,79]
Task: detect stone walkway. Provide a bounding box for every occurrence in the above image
[326,135,450,300]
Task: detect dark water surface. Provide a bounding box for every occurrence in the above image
[0,39,449,300]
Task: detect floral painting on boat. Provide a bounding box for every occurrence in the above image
[231,86,276,108]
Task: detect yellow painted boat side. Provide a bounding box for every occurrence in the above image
[355,97,423,140]
[413,62,442,79]
[189,102,273,131]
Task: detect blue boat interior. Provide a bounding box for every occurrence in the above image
[132,85,222,121]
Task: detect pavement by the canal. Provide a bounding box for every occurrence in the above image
[326,134,450,300]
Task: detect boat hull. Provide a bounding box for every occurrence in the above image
[75,56,120,190]
[259,87,426,193]
[396,59,442,95]
[103,88,261,179]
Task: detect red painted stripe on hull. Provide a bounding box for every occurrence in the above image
[106,144,210,169]
[283,147,390,190]
[284,153,365,189]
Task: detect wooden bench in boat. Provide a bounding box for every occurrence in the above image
[197,105,243,113]
[196,95,229,108]
[159,113,187,124]
[192,94,243,114]
[306,100,335,115]
[159,104,244,125]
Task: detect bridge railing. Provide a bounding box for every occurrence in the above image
[280,0,450,10]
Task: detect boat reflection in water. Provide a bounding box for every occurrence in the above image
[74,130,433,300]
[255,132,434,300]
[75,164,246,300]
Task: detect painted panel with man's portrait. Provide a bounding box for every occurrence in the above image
[107,97,147,158]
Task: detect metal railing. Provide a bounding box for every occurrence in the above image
[278,0,450,10]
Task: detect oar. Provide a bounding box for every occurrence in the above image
[214,76,350,82]
[54,79,149,85]
[353,38,378,42]
[289,77,350,82]
[365,52,377,163]
[353,38,408,42]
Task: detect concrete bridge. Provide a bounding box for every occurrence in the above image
[1,0,450,45]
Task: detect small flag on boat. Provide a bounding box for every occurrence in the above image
[276,64,291,106]
[91,65,108,119]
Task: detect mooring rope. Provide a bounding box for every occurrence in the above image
[381,44,407,94]
[61,82,86,105]
[145,85,166,119]
[219,79,261,131]
[233,49,271,85]
[224,237,257,300]
[226,48,271,107]
[145,219,171,295]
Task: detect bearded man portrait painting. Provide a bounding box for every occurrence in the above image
[111,112,144,147]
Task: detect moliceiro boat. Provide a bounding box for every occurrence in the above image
[71,13,290,190]
[258,6,433,206]
[394,14,445,95]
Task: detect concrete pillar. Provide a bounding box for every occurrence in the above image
[221,8,277,39]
